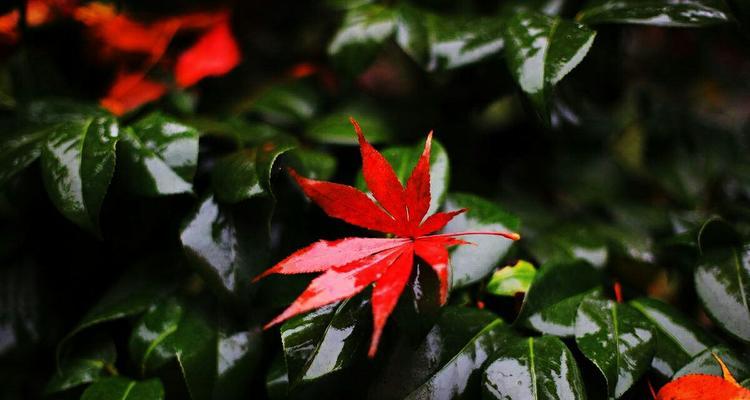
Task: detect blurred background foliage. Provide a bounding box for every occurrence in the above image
[1,0,750,399]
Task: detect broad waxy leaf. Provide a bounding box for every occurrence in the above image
[575,295,656,398]
[286,148,337,181]
[396,6,505,71]
[181,196,270,301]
[40,116,119,233]
[482,335,587,399]
[371,307,514,400]
[658,352,750,399]
[0,126,50,186]
[486,260,537,296]
[577,0,731,27]
[515,260,602,336]
[356,138,449,217]
[46,336,116,394]
[503,12,596,121]
[280,296,370,385]
[327,4,397,74]
[119,113,199,196]
[80,377,164,400]
[443,193,521,289]
[695,244,750,343]
[214,329,263,400]
[630,297,716,378]
[129,297,184,374]
[673,346,750,381]
[248,82,320,125]
[211,140,296,203]
[306,104,392,145]
[257,118,518,356]
[528,224,608,268]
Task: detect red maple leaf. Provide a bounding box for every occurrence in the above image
[100,71,167,116]
[656,353,750,399]
[174,19,240,88]
[255,118,520,356]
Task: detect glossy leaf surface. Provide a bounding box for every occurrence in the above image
[211,140,296,203]
[0,126,49,186]
[695,244,750,343]
[371,307,513,400]
[577,0,731,27]
[482,335,587,399]
[575,295,656,398]
[515,260,601,337]
[503,12,596,121]
[328,4,397,74]
[630,297,716,377]
[80,377,164,400]
[280,296,370,384]
[40,116,119,233]
[119,113,199,196]
[46,336,116,393]
[443,193,520,288]
[673,346,750,381]
[486,260,537,296]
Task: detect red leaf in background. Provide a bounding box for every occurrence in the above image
[255,117,520,357]
[174,20,240,87]
[100,71,167,116]
[0,0,74,44]
[656,353,750,399]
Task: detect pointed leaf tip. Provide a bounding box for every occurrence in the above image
[712,353,740,386]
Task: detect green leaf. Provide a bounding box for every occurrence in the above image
[396,6,505,71]
[40,116,119,233]
[46,336,116,394]
[306,103,392,145]
[371,307,514,400]
[443,193,521,289]
[515,260,602,336]
[211,140,296,203]
[0,126,50,186]
[285,148,337,181]
[280,296,370,385]
[486,260,537,296]
[577,0,731,27]
[673,345,750,381]
[503,12,596,122]
[327,4,397,74]
[119,113,199,196]
[247,82,320,125]
[129,297,184,374]
[59,265,174,354]
[482,336,587,399]
[527,224,609,268]
[265,355,289,400]
[80,377,164,400]
[213,329,263,399]
[694,244,750,343]
[355,138,449,217]
[630,297,716,378]
[180,196,270,301]
[575,295,656,398]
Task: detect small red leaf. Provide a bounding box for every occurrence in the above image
[290,169,404,235]
[175,20,240,87]
[417,208,467,236]
[253,237,409,281]
[100,72,167,116]
[351,117,408,226]
[414,240,451,305]
[369,244,413,357]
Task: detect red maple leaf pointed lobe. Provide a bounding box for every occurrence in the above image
[351,117,408,227]
[405,131,433,229]
[369,243,414,357]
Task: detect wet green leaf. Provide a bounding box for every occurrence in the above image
[46,336,116,394]
[673,345,750,381]
[371,307,514,400]
[211,141,296,203]
[280,296,370,385]
[694,244,750,343]
[0,126,50,186]
[630,297,716,378]
[577,0,731,27]
[129,297,184,374]
[443,193,520,289]
[40,116,119,233]
[486,260,537,296]
[285,148,337,181]
[482,336,586,399]
[306,104,392,145]
[80,377,164,400]
[575,295,656,398]
[328,4,397,74]
[355,138,449,216]
[119,113,199,196]
[503,12,596,122]
[527,224,609,268]
[214,329,263,399]
[515,260,602,336]
[180,197,270,301]
[248,82,320,125]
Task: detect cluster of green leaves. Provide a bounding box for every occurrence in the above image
[1,0,750,399]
